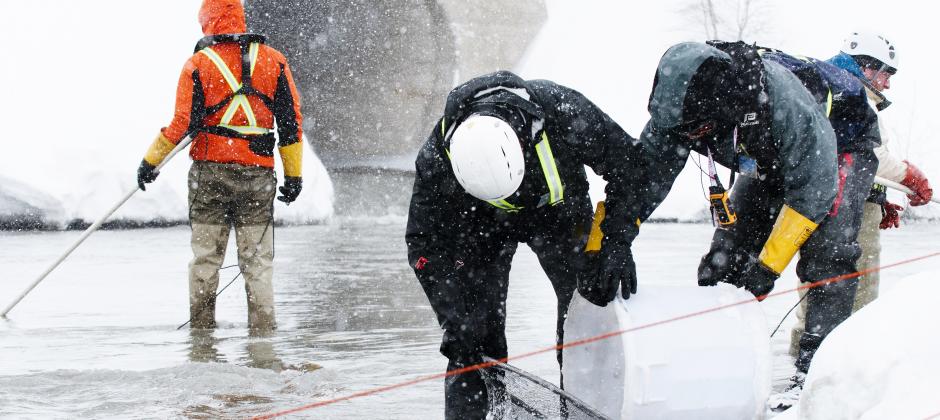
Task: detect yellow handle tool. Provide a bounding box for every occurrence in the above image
[586,201,606,253]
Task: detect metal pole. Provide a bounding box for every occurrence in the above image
[1,137,192,317]
[874,176,940,204]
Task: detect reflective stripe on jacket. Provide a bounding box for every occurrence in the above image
[482,131,565,212]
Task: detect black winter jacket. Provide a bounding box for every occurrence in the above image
[406,71,644,287]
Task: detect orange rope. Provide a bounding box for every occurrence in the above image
[254,251,940,419]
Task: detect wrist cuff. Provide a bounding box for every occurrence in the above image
[143,133,176,166]
[279,142,304,178]
[759,205,818,274]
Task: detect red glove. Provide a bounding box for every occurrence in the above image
[901,161,933,206]
[880,201,903,229]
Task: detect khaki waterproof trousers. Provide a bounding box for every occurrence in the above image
[790,201,881,356]
[187,161,277,331]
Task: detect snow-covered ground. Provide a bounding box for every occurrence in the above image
[774,269,940,420]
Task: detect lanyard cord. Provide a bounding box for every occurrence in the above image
[705,126,739,190]
[704,127,741,227]
[706,148,719,187]
[729,126,738,189]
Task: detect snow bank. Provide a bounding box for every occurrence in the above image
[779,271,940,419]
[0,137,333,227]
[0,1,333,229]
[0,176,66,229]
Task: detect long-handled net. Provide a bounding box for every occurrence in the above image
[480,357,610,420]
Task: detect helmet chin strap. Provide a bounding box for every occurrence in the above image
[858,74,892,111]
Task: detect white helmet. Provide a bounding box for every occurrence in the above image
[840,31,899,73]
[448,114,525,201]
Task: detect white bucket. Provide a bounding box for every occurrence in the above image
[562,284,771,420]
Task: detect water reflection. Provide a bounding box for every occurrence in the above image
[188,326,327,375]
[244,331,285,372]
[188,328,285,372]
[188,328,225,364]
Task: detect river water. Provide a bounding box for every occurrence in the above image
[1,217,937,419]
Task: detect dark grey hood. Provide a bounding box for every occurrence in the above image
[648,42,732,130]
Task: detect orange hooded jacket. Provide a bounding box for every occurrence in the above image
[143,0,304,177]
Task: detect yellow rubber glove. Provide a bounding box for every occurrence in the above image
[758,205,819,275]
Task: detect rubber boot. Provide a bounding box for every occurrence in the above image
[795,332,823,374]
[445,358,488,420]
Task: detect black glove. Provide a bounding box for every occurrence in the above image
[277,176,302,204]
[736,258,778,299]
[578,239,637,306]
[137,159,158,191]
[698,246,750,286]
[699,246,777,299]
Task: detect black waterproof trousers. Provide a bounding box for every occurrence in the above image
[699,150,876,374]
[443,197,592,420]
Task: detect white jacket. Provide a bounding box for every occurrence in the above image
[867,87,909,183]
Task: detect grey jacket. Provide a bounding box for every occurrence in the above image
[639,42,839,223]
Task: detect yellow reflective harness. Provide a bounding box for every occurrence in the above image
[198,43,272,136]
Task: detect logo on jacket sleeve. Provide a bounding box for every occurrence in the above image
[740,112,759,126]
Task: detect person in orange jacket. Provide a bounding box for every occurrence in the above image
[137,0,304,331]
